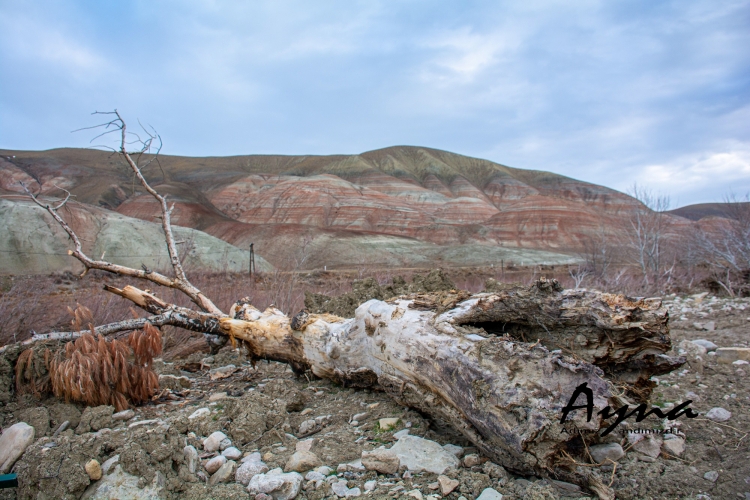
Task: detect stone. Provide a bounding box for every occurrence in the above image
[204,431,229,452]
[205,455,227,474]
[112,409,135,421]
[247,469,303,500]
[463,453,482,467]
[80,465,164,500]
[209,460,237,485]
[285,450,322,472]
[15,407,50,437]
[209,392,228,402]
[407,489,423,500]
[705,407,732,422]
[296,438,314,452]
[101,455,120,475]
[315,465,333,475]
[389,435,460,474]
[716,348,750,364]
[76,405,114,434]
[222,446,242,460]
[219,438,232,451]
[184,445,199,473]
[127,419,161,429]
[482,461,508,480]
[361,449,400,474]
[549,479,581,494]
[476,487,504,500]
[0,422,35,473]
[438,475,459,495]
[393,429,410,439]
[188,408,210,419]
[337,459,365,472]
[661,437,686,457]
[364,480,377,491]
[588,443,625,464]
[236,455,270,485]
[209,364,239,380]
[158,374,191,390]
[378,418,400,431]
[305,471,325,481]
[704,470,719,482]
[86,459,103,481]
[442,444,464,458]
[331,479,361,497]
[692,339,718,351]
[631,435,662,458]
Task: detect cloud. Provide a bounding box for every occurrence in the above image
[0,1,748,206]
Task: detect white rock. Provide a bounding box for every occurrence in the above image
[101,455,120,475]
[183,445,199,473]
[80,465,164,500]
[112,410,135,421]
[661,437,685,457]
[388,435,460,474]
[205,455,227,474]
[438,475,459,495]
[222,447,242,460]
[284,450,322,472]
[305,471,325,481]
[204,431,229,452]
[393,429,410,439]
[733,360,750,365]
[331,479,361,497]
[692,339,718,352]
[128,419,161,429]
[631,436,662,458]
[235,456,270,486]
[0,422,35,474]
[378,418,400,431]
[315,465,333,476]
[705,407,732,421]
[247,469,303,500]
[188,408,210,420]
[361,449,400,474]
[704,470,719,482]
[588,443,624,464]
[209,460,236,485]
[296,438,315,452]
[476,487,504,500]
[442,444,464,458]
[364,480,376,491]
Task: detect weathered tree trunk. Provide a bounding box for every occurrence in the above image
[15,279,682,497]
[216,279,681,498]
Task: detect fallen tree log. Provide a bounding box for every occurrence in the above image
[13,279,683,498]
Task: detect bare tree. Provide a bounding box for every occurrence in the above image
[4,112,690,498]
[625,184,671,289]
[692,193,750,296]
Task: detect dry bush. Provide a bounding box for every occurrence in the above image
[15,306,163,411]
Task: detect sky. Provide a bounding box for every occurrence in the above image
[1,1,749,207]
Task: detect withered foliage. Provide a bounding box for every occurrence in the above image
[15,306,162,411]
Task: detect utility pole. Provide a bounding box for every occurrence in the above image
[249,243,255,276]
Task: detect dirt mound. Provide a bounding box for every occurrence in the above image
[304,269,456,317]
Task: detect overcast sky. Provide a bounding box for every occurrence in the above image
[1,1,748,207]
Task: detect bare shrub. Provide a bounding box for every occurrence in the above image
[15,306,163,411]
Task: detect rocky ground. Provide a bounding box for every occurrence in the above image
[0,291,748,500]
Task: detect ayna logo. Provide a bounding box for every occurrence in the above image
[559,382,698,436]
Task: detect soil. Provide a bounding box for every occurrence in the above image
[0,289,748,499]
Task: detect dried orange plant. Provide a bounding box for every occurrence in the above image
[15,306,162,411]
